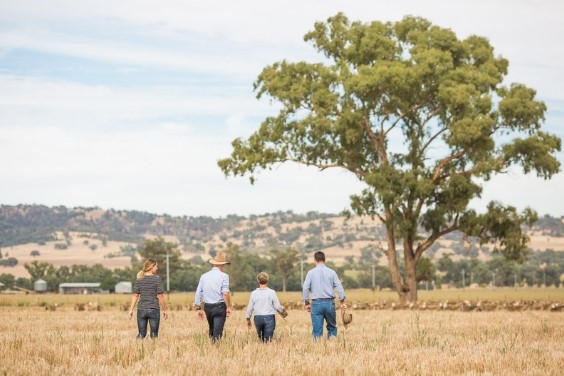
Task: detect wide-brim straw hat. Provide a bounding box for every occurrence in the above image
[342,310,352,326]
[209,252,231,265]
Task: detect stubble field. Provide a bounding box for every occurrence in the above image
[1,290,563,375]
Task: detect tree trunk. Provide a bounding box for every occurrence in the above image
[404,249,418,302]
[282,277,287,293]
[385,223,409,303]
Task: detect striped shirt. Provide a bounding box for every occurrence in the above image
[302,264,346,302]
[194,267,230,305]
[245,287,283,319]
[133,274,164,310]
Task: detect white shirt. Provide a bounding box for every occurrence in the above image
[245,287,283,318]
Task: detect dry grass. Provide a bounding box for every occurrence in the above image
[1,295,563,375]
[2,287,563,309]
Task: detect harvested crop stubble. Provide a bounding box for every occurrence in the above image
[0,308,563,375]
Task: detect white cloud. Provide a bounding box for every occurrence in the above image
[0,0,563,217]
[0,74,270,128]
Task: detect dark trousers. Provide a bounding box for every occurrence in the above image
[254,314,276,342]
[204,302,227,342]
[137,308,160,339]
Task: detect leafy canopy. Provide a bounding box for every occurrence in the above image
[219,14,560,262]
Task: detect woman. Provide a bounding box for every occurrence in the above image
[245,272,287,342]
[128,259,168,339]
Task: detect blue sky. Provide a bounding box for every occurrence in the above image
[1,0,563,218]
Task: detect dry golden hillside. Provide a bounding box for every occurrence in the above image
[1,214,562,279]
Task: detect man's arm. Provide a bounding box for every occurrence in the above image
[223,292,232,317]
[194,277,204,320]
[222,274,232,317]
[194,277,203,307]
[333,270,347,310]
[302,271,312,311]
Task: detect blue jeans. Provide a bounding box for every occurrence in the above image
[254,314,276,342]
[137,308,160,339]
[310,300,337,339]
[204,302,227,342]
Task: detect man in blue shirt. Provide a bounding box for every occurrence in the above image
[194,252,232,342]
[302,251,347,339]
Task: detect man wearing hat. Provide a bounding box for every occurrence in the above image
[302,251,347,339]
[194,252,232,342]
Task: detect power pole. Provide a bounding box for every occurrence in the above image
[300,255,305,288]
[166,251,170,294]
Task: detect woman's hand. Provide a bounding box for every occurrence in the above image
[128,310,133,320]
[163,311,168,320]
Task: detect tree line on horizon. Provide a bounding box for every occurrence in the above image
[0,237,561,293]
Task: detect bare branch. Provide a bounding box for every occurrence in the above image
[415,221,459,261]
[359,119,388,164]
[422,126,448,153]
[431,150,466,183]
[283,158,366,178]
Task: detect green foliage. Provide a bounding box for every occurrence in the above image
[269,247,299,292]
[218,13,561,301]
[356,265,394,289]
[534,214,564,236]
[137,237,182,277]
[460,203,537,263]
[416,257,436,282]
[0,257,18,267]
[24,261,55,280]
[224,243,269,291]
[0,273,15,288]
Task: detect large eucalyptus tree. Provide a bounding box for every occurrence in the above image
[218,14,560,302]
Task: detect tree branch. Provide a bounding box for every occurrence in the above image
[431,150,466,183]
[415,220,459,261]
[358,118,390,166]
[283,158,366,178]
[422,126,447,153]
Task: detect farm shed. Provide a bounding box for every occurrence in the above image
[34,279,48,293]
[0,282,5,290]
[59,283,102,295]
[115,281,132,294]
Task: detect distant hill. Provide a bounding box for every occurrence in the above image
[1,204,563,249]
[1,204,563,280]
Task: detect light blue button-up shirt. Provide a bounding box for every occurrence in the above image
[194,267,230,305]
[302,263,345,302]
